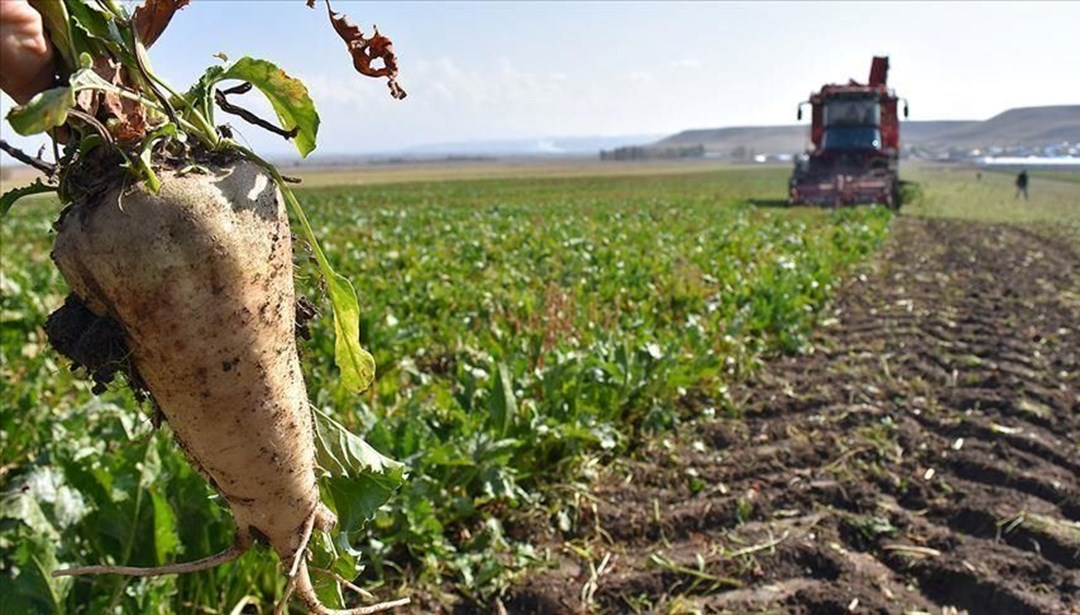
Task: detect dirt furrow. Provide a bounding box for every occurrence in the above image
[505,216,1079,614]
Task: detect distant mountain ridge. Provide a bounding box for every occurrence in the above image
[919,106,1080,148]
[654,105,1080,154]
[400,134,666,157]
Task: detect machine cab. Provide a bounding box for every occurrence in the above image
[820,94,882,152]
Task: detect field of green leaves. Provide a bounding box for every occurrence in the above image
[1,166,892,612]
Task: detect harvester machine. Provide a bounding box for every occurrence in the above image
[789,56,907,208]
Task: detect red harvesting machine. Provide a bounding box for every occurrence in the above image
[789,56,907,208]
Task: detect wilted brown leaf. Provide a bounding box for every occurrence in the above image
[315,0,406,99]
[103,96,148,143]
[133,0,191,48]
[75,88,98,117]
[79,57,148,144]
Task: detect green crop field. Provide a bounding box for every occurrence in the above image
[0,166,895,612]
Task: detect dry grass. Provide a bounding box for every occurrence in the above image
[902,162,1080,242]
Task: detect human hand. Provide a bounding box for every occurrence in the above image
[0,0,57,104]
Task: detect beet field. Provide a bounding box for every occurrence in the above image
[21,164,1078,613]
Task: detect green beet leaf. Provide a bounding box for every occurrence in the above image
[185,64,225,126]
[1,181,57,218]
[488,361,517,435]
[150,490,180,566]
[312,407,405,533]
[326,272,376,393]
[313,407,404,480]
[6,85,76,136]
[323,474,401,535]
[66,0,126,59]
[275,180,375,392]
[221,57,320,157]
[6,67,120,137]
[0,488,60,542]
[307,531,347,609]
[0,491,71,612]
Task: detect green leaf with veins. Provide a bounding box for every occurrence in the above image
[184,65,225,134]
[218,57,321,157]
[1,181,57,218]
[66,0,123,50]
[0,483,74,611]
[489,361,517,435]
[150,490,180,566]
[323,474,402,534]
[6,534,73,613]
[307,531,348,609]
[311,568,347,609]
[6,86,76,135]
[313,407,405,533]
[313,407,404,480]
[0,488,60,541]
[267,173,375,392]
[326,272,376,393]
[68,66,117,91]
[7,68,163,139]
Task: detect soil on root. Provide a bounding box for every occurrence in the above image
[45,290,318,416]
[500,216,1080,614]
[45,293,152,401]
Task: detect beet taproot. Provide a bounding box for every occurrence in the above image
[4,1,410,611]
[47,161,403,613]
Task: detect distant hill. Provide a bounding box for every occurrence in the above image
[657,125,806,155]
[919,106,1080,148]
[888,121,978,146]
[654,106,1079,155]
[399,134,665,157]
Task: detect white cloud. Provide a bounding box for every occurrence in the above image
[301,73,382,109]
[669,58,702,69]
[619,71,656,86]
[405,56,567,108]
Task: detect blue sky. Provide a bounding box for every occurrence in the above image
[2,1,1079,161]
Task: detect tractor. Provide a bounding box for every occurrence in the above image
[789,56,908,208]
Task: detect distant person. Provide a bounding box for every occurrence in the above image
[1015,170,1029,199]
[976,171,982,181]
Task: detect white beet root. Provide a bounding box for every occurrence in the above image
[50,161,367,611]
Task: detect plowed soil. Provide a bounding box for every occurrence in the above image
[506,217,1080,614]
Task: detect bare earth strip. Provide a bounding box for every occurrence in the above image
[505,215,1080,614]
